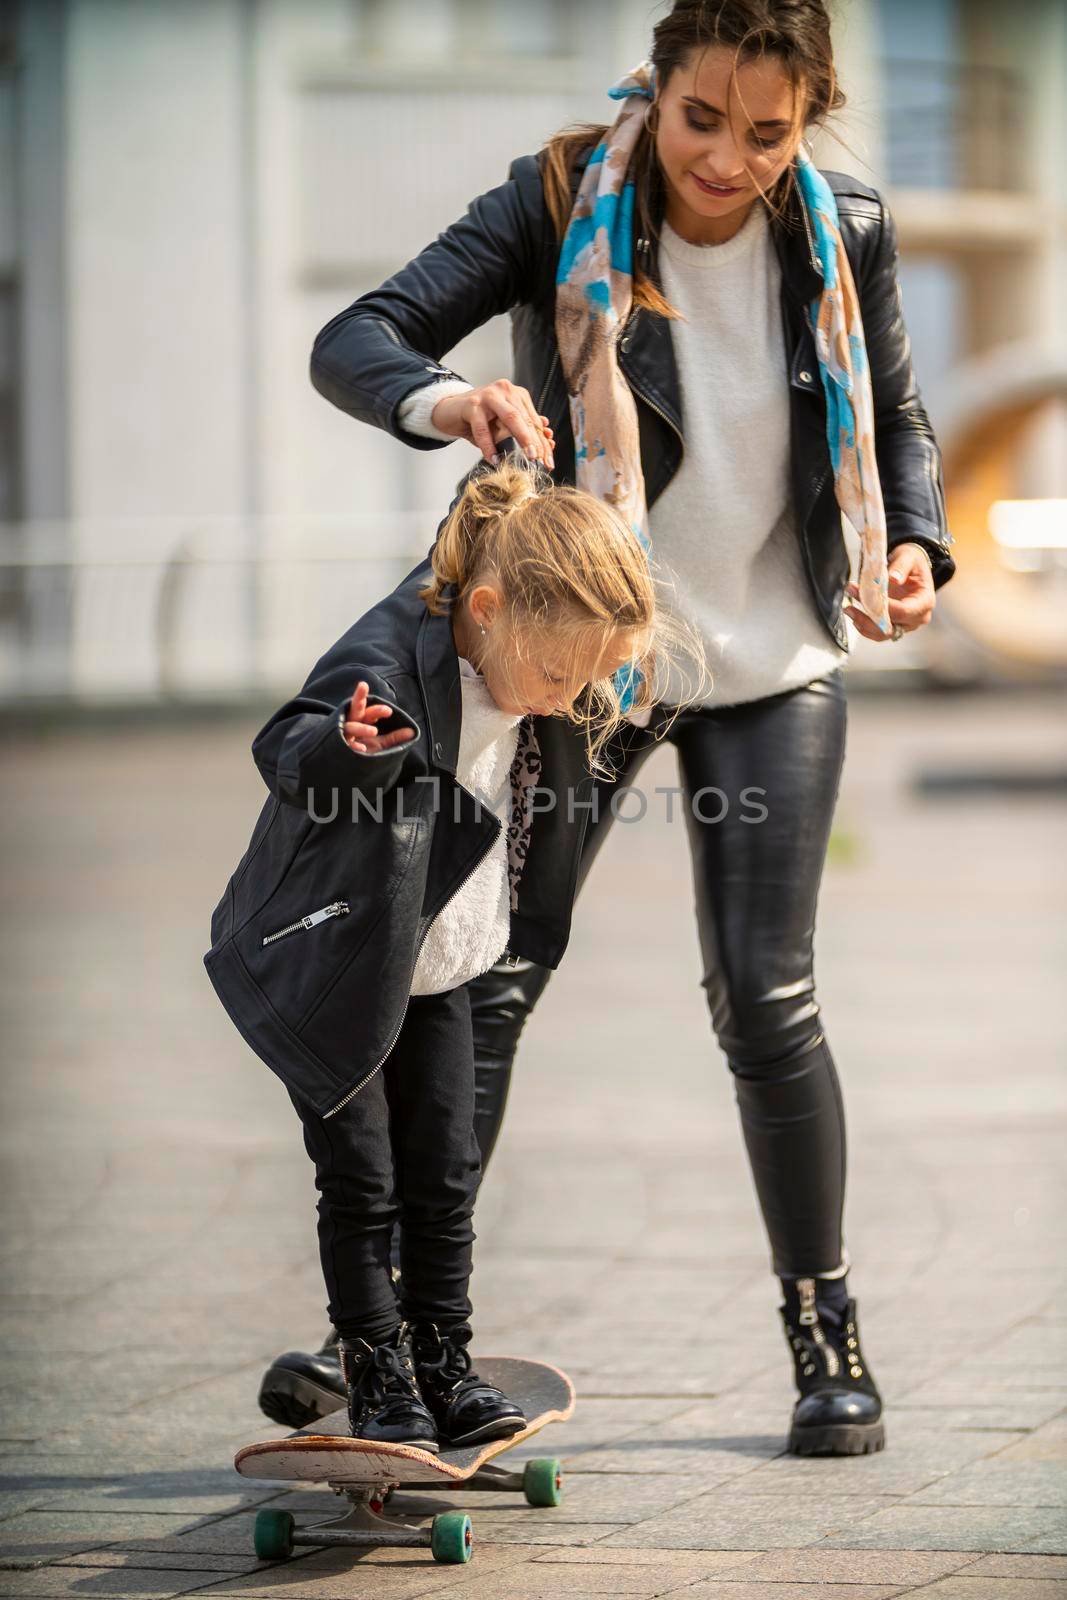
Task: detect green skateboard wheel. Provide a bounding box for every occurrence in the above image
[430,1510,473,1563]
[253,1508,295,1561]
[523,1456,564,1507]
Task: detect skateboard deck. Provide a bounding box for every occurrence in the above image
[238,1357,575,1565]
[236,1356,574,1489]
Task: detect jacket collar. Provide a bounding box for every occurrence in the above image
[415,576,462,776]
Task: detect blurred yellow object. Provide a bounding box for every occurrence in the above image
[988,500,1067,552]
[936,345,1067,673]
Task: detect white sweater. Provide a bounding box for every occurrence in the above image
[398,199,847,709]
[409,657,521,996]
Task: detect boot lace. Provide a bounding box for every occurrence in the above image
[346,1335,419,1421]
[416,1329,486,1399]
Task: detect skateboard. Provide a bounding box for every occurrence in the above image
[235,1356,575,1565]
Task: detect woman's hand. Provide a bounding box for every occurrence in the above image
[431,381,555,470]
[342,681,417,756]
[844,543,936,642]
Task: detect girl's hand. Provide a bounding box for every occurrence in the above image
[431,381,555,470]
[844,543,936,642]
[342,681,417,755]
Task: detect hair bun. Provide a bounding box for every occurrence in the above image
[466,451,550,519]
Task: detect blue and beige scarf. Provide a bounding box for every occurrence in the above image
[555,62,891,711]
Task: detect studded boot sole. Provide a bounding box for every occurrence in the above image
[788,1415,886,1456]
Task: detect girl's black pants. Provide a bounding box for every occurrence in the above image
[469,668,850,1279]
[288,983,480,1345]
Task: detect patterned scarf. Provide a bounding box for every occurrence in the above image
[554,61,891,712]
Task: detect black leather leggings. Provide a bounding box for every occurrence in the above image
[468,668,850,1279]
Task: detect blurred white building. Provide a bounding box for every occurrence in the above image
[1,0,1064,700]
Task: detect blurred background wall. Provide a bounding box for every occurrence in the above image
[0,0,1065,707]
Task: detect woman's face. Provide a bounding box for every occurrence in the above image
[654,45,802,240]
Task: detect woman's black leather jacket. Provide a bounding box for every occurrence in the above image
[310,151,954,650]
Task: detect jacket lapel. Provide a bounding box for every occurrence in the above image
[617,303,683,438]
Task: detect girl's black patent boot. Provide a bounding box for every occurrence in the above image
[781,1279,885,1456]
[411,1323,526,1447]
[339,1326,439,1452]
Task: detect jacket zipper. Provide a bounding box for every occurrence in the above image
[798,183,821,276]
[780,462,842,648]
[535,350,560,416]
[797,1276,840,1378]
[632,378,684,453]
[617,334,686,459]
[262,900,350,946]
[808,465,830,506]
[321,819,502,1119]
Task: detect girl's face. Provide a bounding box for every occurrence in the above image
[489,625,639,719]
[459,587,638,718]
[654,45,802,242]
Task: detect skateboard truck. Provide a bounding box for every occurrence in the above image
[255,1482,474,1564]
[253,1458,562,1565]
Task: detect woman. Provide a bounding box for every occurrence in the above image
[265,0,954,1456]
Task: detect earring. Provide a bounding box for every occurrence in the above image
[643,100,660,134]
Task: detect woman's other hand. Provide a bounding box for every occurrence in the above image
[431,380,555,470]
[844,543,936,642]
[342,682,417,755]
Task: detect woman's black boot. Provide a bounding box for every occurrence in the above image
[257,1327,345,1429]
[339,1326,439,1451]
[781,1279,885,1456]
[411,1323,526,1447]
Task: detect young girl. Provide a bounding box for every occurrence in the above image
[204,456,694,1449]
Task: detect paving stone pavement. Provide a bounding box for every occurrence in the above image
[0,688,1064,1599]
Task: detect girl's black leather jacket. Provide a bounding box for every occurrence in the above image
[203,562,594,1119]
[310,152,954,649]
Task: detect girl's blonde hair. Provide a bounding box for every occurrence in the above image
[420,456,707,775]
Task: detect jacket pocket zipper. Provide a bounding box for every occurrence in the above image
[322,821,501,1119]
[262,900,350,947]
